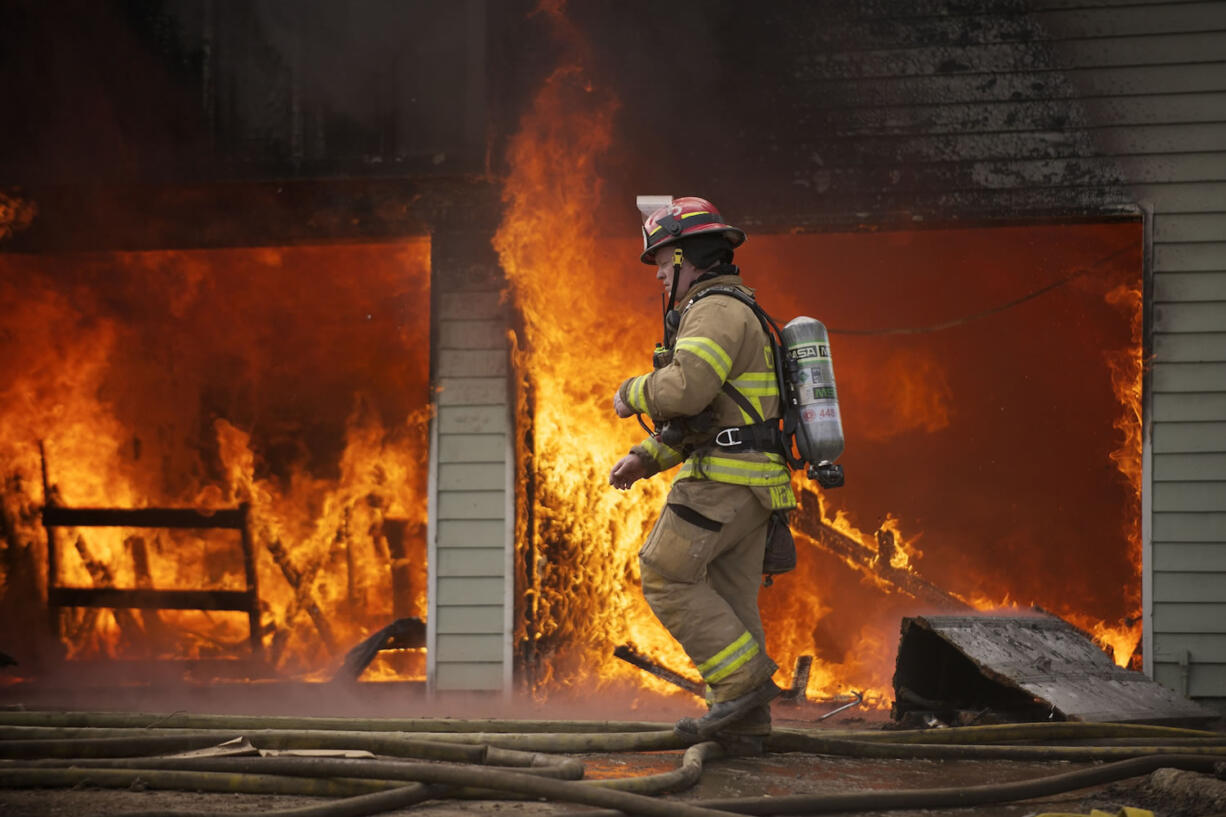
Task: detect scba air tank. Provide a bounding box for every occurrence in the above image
[780,316,844,465]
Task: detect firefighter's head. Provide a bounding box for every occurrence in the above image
[640,196,746,266]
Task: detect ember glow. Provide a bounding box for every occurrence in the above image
[496,31,1144,703]
[0,243,431,679]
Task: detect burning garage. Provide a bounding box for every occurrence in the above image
[0,0,1223,813]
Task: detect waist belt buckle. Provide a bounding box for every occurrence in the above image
[715,427,742,448]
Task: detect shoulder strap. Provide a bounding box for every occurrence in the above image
[690,287,803,469]
[721,381,764,424]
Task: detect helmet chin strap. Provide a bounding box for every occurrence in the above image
[663,247,684,347]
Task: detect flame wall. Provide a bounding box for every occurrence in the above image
[492,26,1143,701]
[0,242,431,678]
[502,225,1140,703]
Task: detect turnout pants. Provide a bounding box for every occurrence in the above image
[638,479,778,706]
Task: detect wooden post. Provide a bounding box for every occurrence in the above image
[238,503,261,658]
[38,441,59,644]
[382,517,413,620]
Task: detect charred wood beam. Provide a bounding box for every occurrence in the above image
[332,617,426,683]
[382,518,416,621]
[48,587,256,612]
[265,537,338,656]
[70,536,145,644]
[42,507,246,530]
[612,645,704,698]
[780,655,813,703]
[790,507,972,611]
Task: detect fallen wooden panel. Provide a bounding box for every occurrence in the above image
[893,612,1217,725]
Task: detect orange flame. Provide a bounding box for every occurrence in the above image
[494,35,1148,708]
[0,243,431,678]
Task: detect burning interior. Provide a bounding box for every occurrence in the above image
[504,220,1143,706]
[493,52,1145,707]
[0,241,432,683]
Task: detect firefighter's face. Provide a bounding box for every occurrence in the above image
[655,251,698,295]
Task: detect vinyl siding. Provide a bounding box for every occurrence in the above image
[428,233,512,694]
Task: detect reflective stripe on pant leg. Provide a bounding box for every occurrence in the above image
[698,630,760,684]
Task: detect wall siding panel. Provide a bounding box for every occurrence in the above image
[1154,453,1226,482]
[1153,333,1226,363]
[1153,570,1226,602]
[436,377,508,407]
[436,519,507,549]
[1153,483,1226,514]
[1155,275,1226,304]
[1154,213,1226,244]
[1154,662,1226,699]
[436,605,504,634]
[1153,603,1226,633]
[1155,244,1226,273]
[1152,364,1226,393]
[429,223,510,694]
[1154,543,1226,572]
[438,434,506,465]
[1152,423,1226,453]
[1153,513,1226,543]
[435,661,505,690]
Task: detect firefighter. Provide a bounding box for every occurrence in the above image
[609,196,796,752]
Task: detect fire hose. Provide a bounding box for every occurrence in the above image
[0,712,1223,816]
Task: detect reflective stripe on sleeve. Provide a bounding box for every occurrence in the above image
[626,374,651,414]
[640,436,683,470]
[674,337,733,381]
[698,630,760,683]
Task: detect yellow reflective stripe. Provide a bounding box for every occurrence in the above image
[699,631,760,683]
[678,455,791,487]
[647,211,711,238]
[729,372,777,390]
[627,374,650,413]
[697,630,753,674]
[641,436,683,469]
[675,337,732,380]
[707,641,759,683]
[769,484,797,510]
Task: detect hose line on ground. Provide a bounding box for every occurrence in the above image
[0,710,665,734]
[2,757,746,817]
[108,783,451,817]
[554,753,1226,817]
[829,721,1221,744]
[3,713,1225,817]
[0,724,685,754]
[765,733,1226,761]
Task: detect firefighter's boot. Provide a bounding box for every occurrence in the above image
[674,679,781,742]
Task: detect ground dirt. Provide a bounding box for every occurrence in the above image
[1,681,1223,817]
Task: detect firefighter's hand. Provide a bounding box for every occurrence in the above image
[610,454,648,490]
[613,391,635,419]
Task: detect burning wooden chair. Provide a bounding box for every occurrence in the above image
[41,502,262,661]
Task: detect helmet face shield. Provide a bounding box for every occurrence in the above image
[640,196,746,264]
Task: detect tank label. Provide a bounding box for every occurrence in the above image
[811,386,837,400]
[789,343,830,360]
[802,406,840,422]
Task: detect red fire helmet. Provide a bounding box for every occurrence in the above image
[640,196,747,264]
